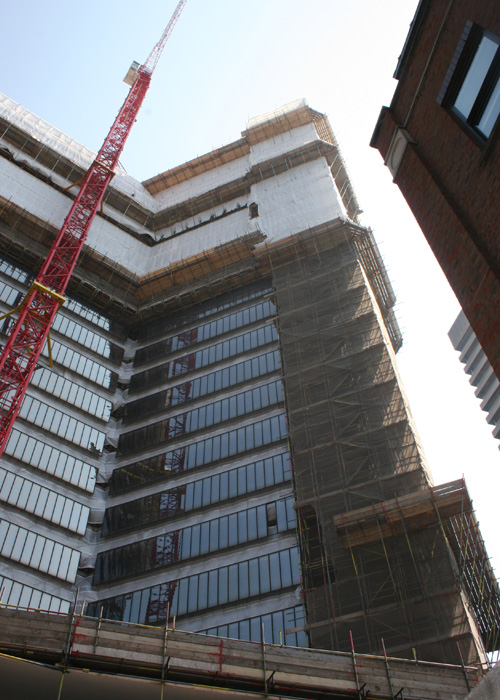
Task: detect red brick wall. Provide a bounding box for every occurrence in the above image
[372,0,500,379]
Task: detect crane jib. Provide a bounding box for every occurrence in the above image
[0,0,188,455]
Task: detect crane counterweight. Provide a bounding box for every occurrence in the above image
[124,61,140,86]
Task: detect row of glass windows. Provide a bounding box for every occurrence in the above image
[124,350,281,425]
[45,338,115,390]
[0,258,31,285]
[200,605,308,648]
[65,297,112,333]
[88,546,300,624]
[0,279,23,308]
[95,497,295,585]
[0,283,115,359]
[111,413,288,494]
[130,324,278,395]
[0,519,80,583]
[134,300,276,368]
[0,282,22,336]
[52,313,124,364]
[118,380,284,456]
[5,429,97,493]
[0,262,119,342]
[138,281,273,341]
[0,575,70,614]
[0,467,89,535]
[31,367,112,422]
[20,395,106,452]
[103,452,291,536]
[0,253,116,332]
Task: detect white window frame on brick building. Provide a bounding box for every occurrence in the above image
[439,23,500,142]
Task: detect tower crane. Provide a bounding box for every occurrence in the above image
[0,0,188,456]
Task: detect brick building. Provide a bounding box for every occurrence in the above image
[370,0,500,380]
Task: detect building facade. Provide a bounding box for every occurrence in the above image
[449,311,500,449]
[0,94,498,666]
[370,0,500,381]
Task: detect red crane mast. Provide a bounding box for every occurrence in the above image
[0,0,187,456]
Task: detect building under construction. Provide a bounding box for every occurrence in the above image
[0,93,499,675]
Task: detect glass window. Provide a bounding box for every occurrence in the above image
[229,429,238,456]
[184,484,194,511]
[445,25,500,140]
[247,507,258,540]
[219,516,228,549]
[181,527,191,560]
[130,323,279,394]
[119,380,283,455]
[249,558,260,597]
[245,424,254,451]
[250,616,261,642]
[11,529,27,560]
[269,552,281,590]
[198,571,208,610]
[0,574,70,613]
[218,567,228,604]
[208,570,218,607]
[177,579,188,616]
[31,368,111,421]
[134,300,275,367]
[280,549,292,588]
[259,555,271,593]
[261,614,273,644]
[237,511,247,543]
[455,36,497,118]
[193,480,203,509]
[0,468,90,532]
[272,611,284,644]
[18,396,105,451]
[27,535,43,569]
[76,547,305,626]
[111,415,288,494]
[209,519,219,552]
[51,312,119,361]
[228,514,238,547]
[48,339,114,388]
[228,470,238,498]
[257,505,268,538]
[137,282,273,341]
[228,564,239,603]
[202,478,211,506]
[239,561,249,599]
[200,522,210,555]
[290,547,300,584]
[239,619,250,642]
[0,521,79,583]
[99,496,295,583]
[190,524,201,558]
[210,474,220,503]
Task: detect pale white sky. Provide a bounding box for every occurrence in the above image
[2,0,499,572]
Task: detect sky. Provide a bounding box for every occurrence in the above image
[1,0,499,574]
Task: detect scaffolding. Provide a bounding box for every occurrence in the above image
[0,607,484,698]
[1,114,499,669]
[333,480,500,657]
[264,225,500,667]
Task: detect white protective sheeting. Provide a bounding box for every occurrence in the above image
[0,93,95,171]
[0,92,347,278]
[0,92,156,210]
[246,98,309,130]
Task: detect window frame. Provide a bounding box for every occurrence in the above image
[440,22,500,144]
